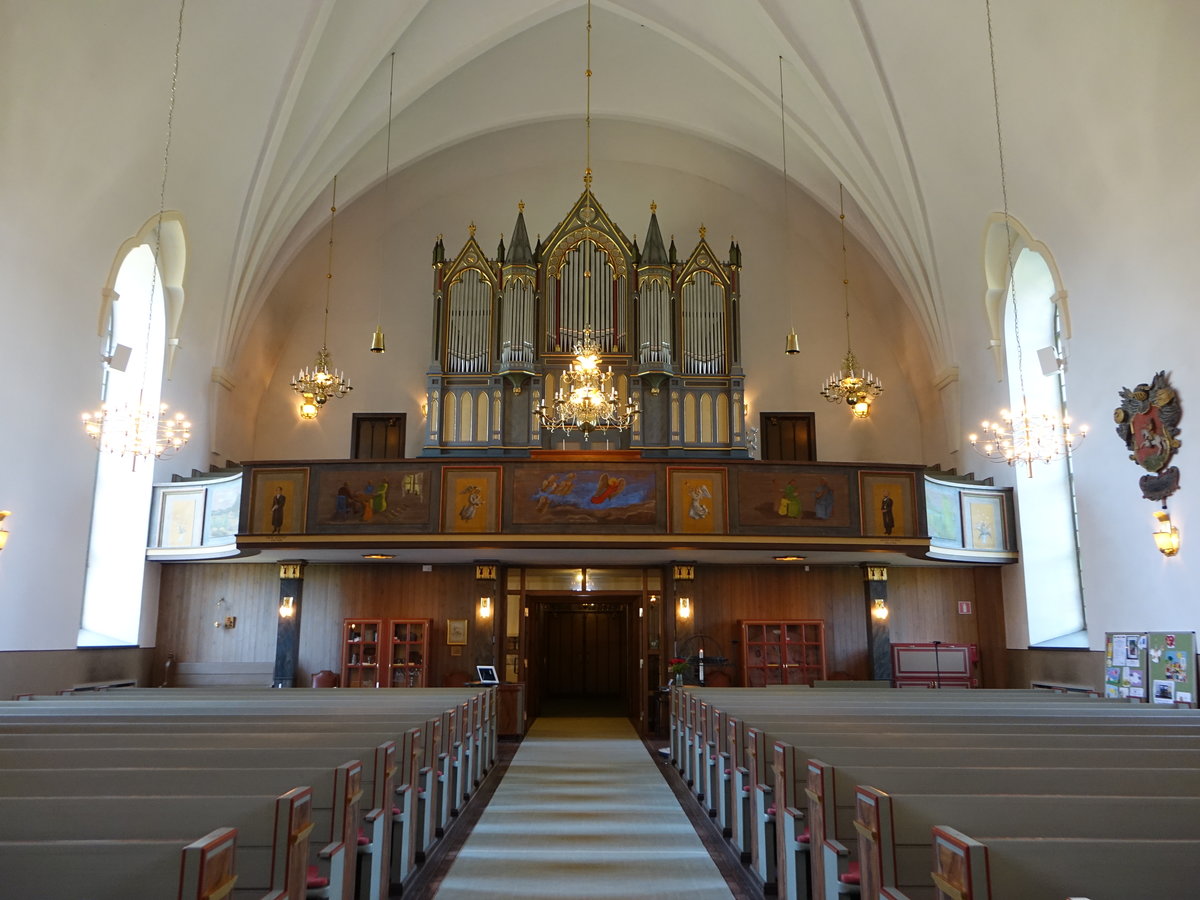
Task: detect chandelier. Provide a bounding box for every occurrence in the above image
[82,0,190,460]
[292,175,353,419]
[537,327,639,436]
[819,185,882,419]
[969,0,1086,475]
[83,403,191,458]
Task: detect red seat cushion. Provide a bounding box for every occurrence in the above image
[306,865,330,889]
[392,806,402,816]
[797,827,810,844]
[357,827,370,846]
[766,805,776,816]
[839,861,861,885]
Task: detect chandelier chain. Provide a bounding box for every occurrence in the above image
[779,55,794,332]
[378,51,395,335]
[985,0,1028,406]
[839,183,852,352]
[323,175,338,349]
[584,0,592,191]
[143,0,186,391]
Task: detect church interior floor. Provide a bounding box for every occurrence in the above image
[408,717,756,899]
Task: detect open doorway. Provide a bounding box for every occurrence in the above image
[527,596,639,720]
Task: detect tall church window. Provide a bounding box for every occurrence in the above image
[1001,243,1086,648]
[79,215,185,647]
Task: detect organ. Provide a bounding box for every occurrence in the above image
[423,189,748,456]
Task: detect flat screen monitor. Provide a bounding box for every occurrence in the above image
[475,665,499,685]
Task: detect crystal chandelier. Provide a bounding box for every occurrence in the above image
[819,185,882,419]
[969,0,1086,475]
[82,0,190,460]
[83,403,191,458]
[292,175,352,419]
[537,327,639,436]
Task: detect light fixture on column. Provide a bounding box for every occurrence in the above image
[479,596,493,619]
[677,595,692,621]
[370,51,396,355]
[819,185,882,419]
[1153,509,1180,557]
[871,598,889,621]
[292,175,353,419]
[536,326,639,435]
[81,0,190,459]
[778,56,800,357]
[968,0,1087,475]
[278,596,296,619]
[0,510,11,552]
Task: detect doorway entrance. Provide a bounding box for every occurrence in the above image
[527,596,639,720]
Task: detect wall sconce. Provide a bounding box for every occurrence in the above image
[0,510,11,551]
[1154,509,1181,557]
[279,596,296,619]
[214,598,236,629]
[871,598,889,621]
[479,596,493,619]
[678,595,692,620]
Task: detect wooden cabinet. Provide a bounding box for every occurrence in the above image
[740,619,826,686]
[386,619,430,688]
[341,618,430,688]
[342,619,382,688]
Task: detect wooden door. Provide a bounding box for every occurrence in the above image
[759,412,816,461]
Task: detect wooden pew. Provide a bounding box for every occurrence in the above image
[0,790,319,900]
[1,827,240,900]
[854,789,1200,900]
[930,826,1200,900]
[0,690,491,898]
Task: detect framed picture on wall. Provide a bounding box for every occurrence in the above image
[157,488,205,548]
[858,471,917,537]
[441,466,501,533]
[961,491,1008,551]
[446,618,468,646]
[667,467,728,534]
[249,468,309,535]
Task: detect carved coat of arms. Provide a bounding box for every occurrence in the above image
[1114,371,1182,501]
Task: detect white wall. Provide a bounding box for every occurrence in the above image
[236,119,933,468]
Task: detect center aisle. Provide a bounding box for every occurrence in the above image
[434,717,734,899]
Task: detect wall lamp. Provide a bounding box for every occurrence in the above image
[0,510,11,551]
[677,595,692,621]
[479,596,493,619]
[1154,509,1181,557]
[871,598,889,621]
[279,596,296,619]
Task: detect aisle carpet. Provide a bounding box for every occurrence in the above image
[434,717,733,898]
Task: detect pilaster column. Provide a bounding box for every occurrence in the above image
[863,565,892,682]
[273,560,306,688]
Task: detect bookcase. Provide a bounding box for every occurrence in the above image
[739,619,826,686]
[341,619,382,688]
[341,618,430,688]
[386,619,430,688]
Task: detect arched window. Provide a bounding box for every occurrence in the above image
[984,214,1085,648]
[79,215,186,647]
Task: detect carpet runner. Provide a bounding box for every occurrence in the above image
[434,716,733,898]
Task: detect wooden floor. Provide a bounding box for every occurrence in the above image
[415,717,738,899]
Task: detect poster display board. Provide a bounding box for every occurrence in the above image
[1148,631,1196,707]
[1104,632,1147,700]
[1105,631,1196,706]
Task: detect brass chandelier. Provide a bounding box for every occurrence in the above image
[82,0,190,460]
[968,0,1086,475]
[819,184,882,419]
[292,175,353,419]
[537,327,639,436]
